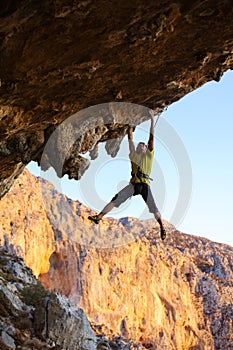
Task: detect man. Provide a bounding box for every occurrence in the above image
[88,109,166,240]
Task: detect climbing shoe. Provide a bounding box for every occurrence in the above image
[88,215,100,224]
[160,228,166,241]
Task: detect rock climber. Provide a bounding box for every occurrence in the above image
[88,109,166,240]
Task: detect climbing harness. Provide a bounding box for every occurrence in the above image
[134,170,153,182]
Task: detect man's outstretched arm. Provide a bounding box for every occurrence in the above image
[128,126,135,153]
[148,109,155,151]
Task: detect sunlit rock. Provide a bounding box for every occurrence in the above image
[1,169,233,349]
[1,1,233,196]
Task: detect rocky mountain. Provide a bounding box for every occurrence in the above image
[1,169,233,349]
[0,247,97,350]
[1,0,233,197]
[0,247,143,350]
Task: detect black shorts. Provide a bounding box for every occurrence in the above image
[111,182,159,214]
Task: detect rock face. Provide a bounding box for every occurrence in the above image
[0,247,97,350]
[0,168,56,278]
[1,169,233,349]
[1,0,233,197]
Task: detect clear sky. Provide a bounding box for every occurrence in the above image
[27,69,233,247]
[162,69,233,246]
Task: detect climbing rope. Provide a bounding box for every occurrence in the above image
[154,112,161,129]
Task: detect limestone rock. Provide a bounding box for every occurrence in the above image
[34,293,96,350]
[0,247,97,350]
[0,330,16,350]
[1,1,233,197]
[1,169,233,349]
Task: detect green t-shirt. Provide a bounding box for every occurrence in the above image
[129,149,154,185]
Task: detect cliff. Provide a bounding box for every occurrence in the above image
[0,247,97,350]
[1,169,233,349]
[0,244,143,350]
[1,0,233,197]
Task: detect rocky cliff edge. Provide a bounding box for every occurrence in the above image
[1,169,233,349]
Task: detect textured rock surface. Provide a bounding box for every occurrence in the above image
[0,168,55,278]
[1,0,233,196]
[1,169,233,349]
[0,247,97,350]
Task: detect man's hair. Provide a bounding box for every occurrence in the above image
[138,142,147,147]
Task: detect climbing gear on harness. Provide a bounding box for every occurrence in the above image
[88,215,100,224]
[134,170,153,181]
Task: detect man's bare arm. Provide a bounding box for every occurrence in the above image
[148,109,154,151]
[128,126,135,153]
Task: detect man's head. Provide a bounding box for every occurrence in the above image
[136,142,147,154]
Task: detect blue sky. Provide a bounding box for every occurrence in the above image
[28,69,233,247]
[162,69,233,246]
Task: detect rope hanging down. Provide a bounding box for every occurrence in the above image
[154,112,161,129]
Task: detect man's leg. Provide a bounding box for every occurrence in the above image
[88,184,134,223]
[141,184,166,240]
[98,201,115,220]
[154,212,166,240]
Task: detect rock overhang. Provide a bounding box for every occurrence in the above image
[0,0,233,197]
